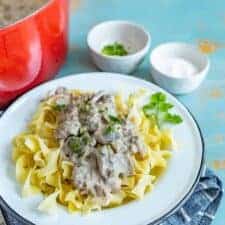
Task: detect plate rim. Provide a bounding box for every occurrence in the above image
[0,72,205,225]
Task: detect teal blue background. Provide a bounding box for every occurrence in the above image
[58,0,225,224]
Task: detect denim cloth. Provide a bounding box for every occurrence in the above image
[0,111,223,225]
[159,168,223,225]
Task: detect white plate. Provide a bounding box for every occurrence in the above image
[0,73,204,225]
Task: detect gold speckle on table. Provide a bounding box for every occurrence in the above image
[199,87,224,106]
[70,0,80,11]
[214,134,225,144]
[198,40,222,54]
[209,88,224,99]
[213,160,225,170]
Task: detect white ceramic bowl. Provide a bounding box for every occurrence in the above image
[150,42,210,94]
[87,21,150,74]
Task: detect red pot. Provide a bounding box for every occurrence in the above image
[0,0,69,108]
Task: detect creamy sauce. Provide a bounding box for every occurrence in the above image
[52,88,147,202]
[157,57,199,78]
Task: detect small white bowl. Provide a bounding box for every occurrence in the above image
[87,20,150,74]
[150,42,210,94]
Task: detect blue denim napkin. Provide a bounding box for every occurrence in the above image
[0,111,223,225]
[159,168,223,225]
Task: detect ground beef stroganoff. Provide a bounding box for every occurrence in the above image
[12,86,178,213]
[53,88,147,204]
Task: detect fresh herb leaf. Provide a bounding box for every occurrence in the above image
[150,92,166,103]
[159,102,173,112]
[164,113,183,124]
[53,104,67,111]
[68,133,91,156]
[142,92,183,128]
[68,137,82,153]
[102,42,128,56]
[98,108,105,113]
[104,124,115,135]
[81,133,91,145]
[104,115,122,135]
[142,103,155,116]
[108,115,122,124]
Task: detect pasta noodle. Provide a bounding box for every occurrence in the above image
[12,89,175,214]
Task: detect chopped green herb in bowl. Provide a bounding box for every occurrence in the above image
[101,42,128,56]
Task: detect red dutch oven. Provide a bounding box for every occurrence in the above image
[0,0,69,108]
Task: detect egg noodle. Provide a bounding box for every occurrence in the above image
[12,89,174,214]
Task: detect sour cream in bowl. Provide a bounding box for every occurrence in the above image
[150,42,210,94]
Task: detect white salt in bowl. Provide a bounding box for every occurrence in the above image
[87,20,150,74]
[150,42,210,94]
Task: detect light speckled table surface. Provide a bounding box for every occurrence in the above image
[2,0,225,224]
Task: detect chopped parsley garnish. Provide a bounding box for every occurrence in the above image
[53,104,67,111]
[98,109,105,113]
[68,133,91,156]
[101,42,128,56]
[81,133,91,145]
[104,115,122,135]
[104,124,116,135]
[142,92,183,128]
[108,115,122,124]
[68,136,82,154]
